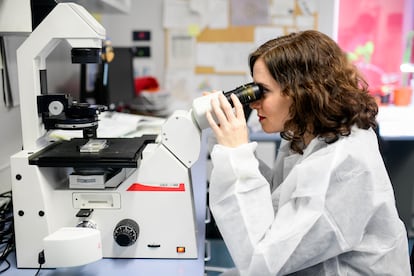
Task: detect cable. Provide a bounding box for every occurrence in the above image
[34,250,45,276]
[0,191,13,274]
[0,259,10,273]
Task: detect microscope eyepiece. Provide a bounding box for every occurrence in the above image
[191,82,264,129]
[223,82,263,106]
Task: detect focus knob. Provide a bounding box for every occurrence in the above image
[113,219,139,246]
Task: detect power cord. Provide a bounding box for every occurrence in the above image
[34,250,45,276]
[0,192,13,274]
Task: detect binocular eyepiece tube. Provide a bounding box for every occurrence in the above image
[223,82,263,107]
[191,82,263,130]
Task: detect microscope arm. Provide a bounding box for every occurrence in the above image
[17,3,105,151]
[159,92,224,168]
[159,110,202,169]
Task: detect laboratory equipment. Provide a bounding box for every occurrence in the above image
[16,2,104,151]
[12,2,196,269]
[223,82,262,106]
[10,2,261,269]
[192,82,262,130]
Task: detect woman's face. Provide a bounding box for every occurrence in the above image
[249,58,293,133]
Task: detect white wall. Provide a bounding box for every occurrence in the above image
[0,36,25,194]
[0,105,21,194]
[317,0,339,40]
[101,0,166,86]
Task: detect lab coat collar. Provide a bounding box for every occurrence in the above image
[281,136,328,179]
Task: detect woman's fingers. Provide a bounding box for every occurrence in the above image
[218,94,234,119]
[207,93,249,147]
[230,93,245,120]
[210,93,246,124]
[206,110,219,131]
[210,95,229,124]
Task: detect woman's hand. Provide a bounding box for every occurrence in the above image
[206,93,249,147]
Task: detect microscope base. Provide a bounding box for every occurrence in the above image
[11,140,198,268]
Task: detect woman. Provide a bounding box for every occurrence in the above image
[206,30,411,275]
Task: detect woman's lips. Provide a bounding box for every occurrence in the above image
[258,115,265,122]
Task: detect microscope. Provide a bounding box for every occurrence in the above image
[10,2,263,269]
[11,2,198,268]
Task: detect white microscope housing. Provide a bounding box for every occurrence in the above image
[11,2,200,269]
[17,2,105,151]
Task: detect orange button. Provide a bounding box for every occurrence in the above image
[176,246,185,253]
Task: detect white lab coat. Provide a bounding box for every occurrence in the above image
[209,127,411,275]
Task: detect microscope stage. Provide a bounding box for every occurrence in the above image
[29,135,157,168]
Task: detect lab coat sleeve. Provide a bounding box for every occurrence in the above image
[209,142,275,274]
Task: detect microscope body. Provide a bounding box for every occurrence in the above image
[11,3,199,269]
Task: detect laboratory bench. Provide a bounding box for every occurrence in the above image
[4,253,206,276]
[375,106,414,238]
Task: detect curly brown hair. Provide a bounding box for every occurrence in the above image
[249,30,378,154]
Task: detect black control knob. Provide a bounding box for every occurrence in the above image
[113,219,139,247]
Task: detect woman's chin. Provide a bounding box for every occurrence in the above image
[260,125,280,134]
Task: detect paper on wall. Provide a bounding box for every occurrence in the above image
[296,15,315,30]
[297,0,318,15]
[196,42,254,73]
[206,0,229,29]
[254,27,284,47]
[163,0,202,29]
[270,0,295,16]
[230,0,270,26]
[167,29,196,69]
[164,0,229,30]
[272,16,295,26]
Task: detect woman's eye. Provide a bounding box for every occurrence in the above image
[262,88,270,94]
